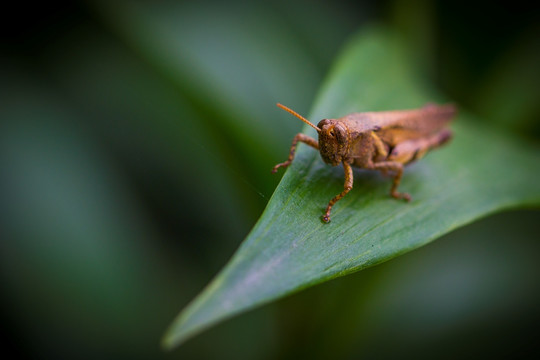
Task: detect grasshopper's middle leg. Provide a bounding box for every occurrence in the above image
[372,161,411,201]
[375,128,452,200]
[322,162,353,223]
[272,133,318,173]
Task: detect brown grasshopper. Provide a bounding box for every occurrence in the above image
[272,103,456,223]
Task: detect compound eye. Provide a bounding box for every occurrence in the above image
[317,119,330,128]
[335,125,347,142]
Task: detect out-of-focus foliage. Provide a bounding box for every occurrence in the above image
[0,0,539,359]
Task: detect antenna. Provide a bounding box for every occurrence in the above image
[276,103,321,132]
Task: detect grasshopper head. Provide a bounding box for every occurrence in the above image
[317,119,349,166]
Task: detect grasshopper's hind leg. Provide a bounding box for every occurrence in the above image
[272,133,318,173]
[388,129,452,165]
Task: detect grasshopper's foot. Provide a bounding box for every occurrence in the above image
[271,161,290,174]
[322,213,331,223]
[391,191,411,202]
[322,206,333,223]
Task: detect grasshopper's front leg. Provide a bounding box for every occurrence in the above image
[272,133,318,173]
[322,162,353,223]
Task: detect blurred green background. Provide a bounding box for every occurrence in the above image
[1,0,539,359]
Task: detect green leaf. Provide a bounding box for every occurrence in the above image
[162,27,540,349]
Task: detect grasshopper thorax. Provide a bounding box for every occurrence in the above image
[317,119,350,166]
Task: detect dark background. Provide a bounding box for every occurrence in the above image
[1,0,539,359]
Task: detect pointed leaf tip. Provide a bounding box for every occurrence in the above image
[162,27,540,348]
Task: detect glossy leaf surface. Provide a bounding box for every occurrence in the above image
[163,28,540,348]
